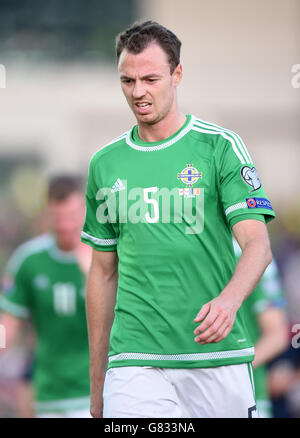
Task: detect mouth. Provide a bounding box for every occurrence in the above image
[134,102,152,114]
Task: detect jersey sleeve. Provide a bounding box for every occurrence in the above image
[0,252,31,319]
[81,153,118,252]
[215,133,275,228]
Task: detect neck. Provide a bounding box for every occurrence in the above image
[55,237,79,253]
[137,109,186,143]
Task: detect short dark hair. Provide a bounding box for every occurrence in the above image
[48,175,84,202]
[115,20,182,74]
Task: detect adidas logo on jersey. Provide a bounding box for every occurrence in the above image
[111,178,125,193]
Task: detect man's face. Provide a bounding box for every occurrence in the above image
[118,43,182,125]
[48,192,85,251]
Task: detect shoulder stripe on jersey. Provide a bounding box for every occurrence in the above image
[108,347,254,363]
[194,118,252,163]
[192,126,247,164]
[7,234,54,274]
[89,132,128,162]
[81,231,117,246]
[193,119,253,164]
[102,132,128,149]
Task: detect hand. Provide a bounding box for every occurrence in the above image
[90,382,104,418]
[193,292,241,345]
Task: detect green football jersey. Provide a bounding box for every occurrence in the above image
[234,240,286,410]
[81,114,275,370]
[0,233,90,413]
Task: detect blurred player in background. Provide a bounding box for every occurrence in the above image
[234,239,289,417]
[0,175,91,418]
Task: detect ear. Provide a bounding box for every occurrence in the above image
[172,63,183,87]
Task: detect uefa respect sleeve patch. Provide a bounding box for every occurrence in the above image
[246,198,273,210]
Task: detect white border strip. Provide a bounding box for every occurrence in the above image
[125,116,196,151]
[48,246,77,264]
[225,202,247,216]
[108,347,254,363]
[35,396,90,413]
[81,231,117,246]
[225,202,248,216]
[0,296,30,318]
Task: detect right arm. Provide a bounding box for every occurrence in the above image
[86,249,118,418]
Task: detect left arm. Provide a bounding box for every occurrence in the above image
[194,219,272,344]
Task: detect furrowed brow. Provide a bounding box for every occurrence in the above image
[120,74,133,80]
[141,73,162,80]
[120,73,162,80]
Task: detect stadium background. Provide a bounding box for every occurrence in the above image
[0,0,299,417]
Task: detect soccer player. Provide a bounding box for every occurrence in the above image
[0,175,91,417]
[234,240,289,417]
[82,21,275,418]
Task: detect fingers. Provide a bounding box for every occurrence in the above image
[194,307,233,345]
[213,323,233,343]
[193,303,210,323]
[193,305,221,336]
[197,319,233,344]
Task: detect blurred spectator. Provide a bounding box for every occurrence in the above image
[0,324,33,417]
[268,231,300,418]
[234,239,289,417]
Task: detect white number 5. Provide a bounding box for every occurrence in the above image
[144,187,159,223]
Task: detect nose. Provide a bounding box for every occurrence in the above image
[132,80,146,99]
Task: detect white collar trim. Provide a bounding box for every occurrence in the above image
[125,115,196,152]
